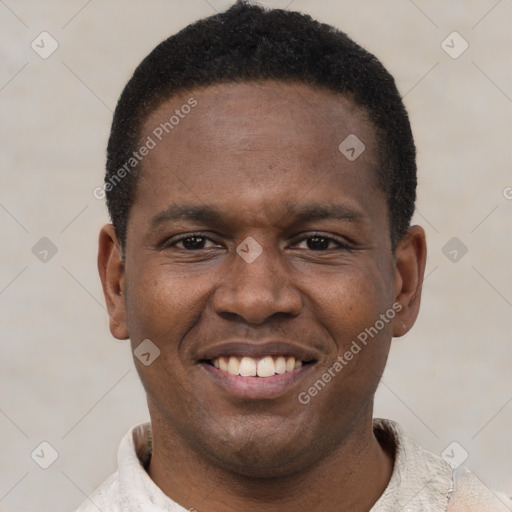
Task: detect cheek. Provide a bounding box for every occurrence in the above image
[124,266,207,415]
[304,266,394,406]
[309,261,394,343]
[124,263,208,343]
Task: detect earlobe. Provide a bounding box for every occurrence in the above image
[98,224,129,340]
[392,225,427,338]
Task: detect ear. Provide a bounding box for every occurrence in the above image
[392,225,427,337]
[98,224,129,340]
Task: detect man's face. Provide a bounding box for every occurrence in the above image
[104,81,418,477]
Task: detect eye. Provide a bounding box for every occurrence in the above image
[305,236,332,250]
[169,235,220,250]
[294,234,351,251]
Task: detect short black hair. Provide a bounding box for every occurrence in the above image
[105,0,416,251]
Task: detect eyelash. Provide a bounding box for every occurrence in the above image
[163,232,353,251]
[163,233,219,250]
[293,233,353,251]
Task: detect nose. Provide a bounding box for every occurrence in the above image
[213,247,302,325]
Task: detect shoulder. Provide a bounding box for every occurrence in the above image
[73,471,121,511]
[73,422,153,511]
[373,419,511,511]
[448,466,512,512]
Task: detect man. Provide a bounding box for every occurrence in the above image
[77,2,511,510]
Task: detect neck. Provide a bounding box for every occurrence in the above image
[147,410,394,512]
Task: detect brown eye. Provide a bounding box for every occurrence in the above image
[163,233,223,252]
[306,236,332,250]
[180,236,208,250]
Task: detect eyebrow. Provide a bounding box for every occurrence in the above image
[150,202,365,230]
[150,204,222,228]
[288,204,365,224]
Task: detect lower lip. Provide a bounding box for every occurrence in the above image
[200,363,315,400]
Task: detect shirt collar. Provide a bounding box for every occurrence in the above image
[371,418,452,510]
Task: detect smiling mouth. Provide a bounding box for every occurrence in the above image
[204,356,315,378]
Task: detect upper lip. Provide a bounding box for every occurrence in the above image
[197,340,320,362]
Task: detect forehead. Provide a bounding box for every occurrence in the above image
[133,81,382,224]
[142,80,377,160]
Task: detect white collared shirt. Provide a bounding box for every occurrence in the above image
[75,419,511,511]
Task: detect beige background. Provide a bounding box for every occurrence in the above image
[1,1,511,510]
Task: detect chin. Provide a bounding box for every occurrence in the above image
[193,420,322,479]
[209,445,310,479]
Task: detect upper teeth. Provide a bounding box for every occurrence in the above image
[212,356,302,378]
